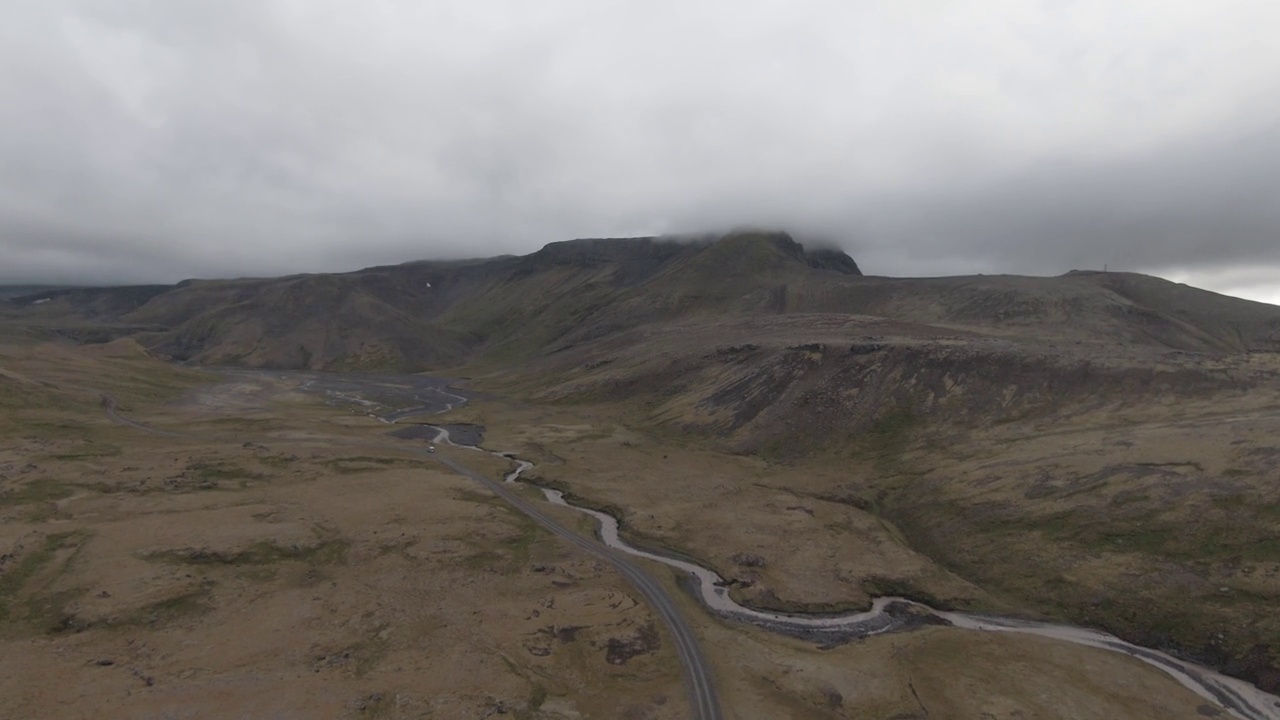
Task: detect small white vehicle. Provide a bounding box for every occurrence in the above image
[427,445,436,453]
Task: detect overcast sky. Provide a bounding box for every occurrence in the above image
[2,1,1278,304]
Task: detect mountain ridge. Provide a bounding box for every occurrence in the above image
[5,230,1279,370]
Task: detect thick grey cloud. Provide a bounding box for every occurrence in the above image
[2,1,1278,303]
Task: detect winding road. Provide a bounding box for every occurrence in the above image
[431,449,722,720]
[102,372,1280,720]
[393,386,1280,720]
[102,381,724,720]
[100,393,180,437]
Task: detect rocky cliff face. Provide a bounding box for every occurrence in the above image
[803,248,862,275]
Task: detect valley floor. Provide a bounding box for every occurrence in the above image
[1,342,1275,719]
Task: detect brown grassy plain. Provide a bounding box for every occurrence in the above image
[0,338,1263,718]
[0,342,681,719]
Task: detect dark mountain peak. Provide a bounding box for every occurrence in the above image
[517,236,711,285]
[696,230,863,276]
[531,236,705,266]
[802,247,862,275]
[516,230,861,277]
